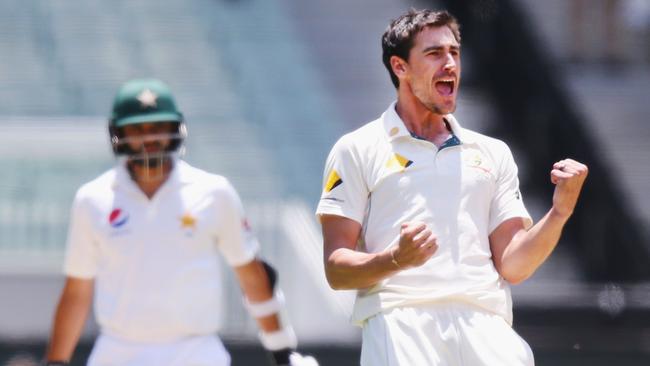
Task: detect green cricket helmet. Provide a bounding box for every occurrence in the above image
[108,78,186,156]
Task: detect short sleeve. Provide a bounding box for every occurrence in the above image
[489,144,533,233]
[63,190,99,279]
[315,135,369,225]
[215,179,259,267]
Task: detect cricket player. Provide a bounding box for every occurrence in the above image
[317,9,588,365]
[45,79,318,366]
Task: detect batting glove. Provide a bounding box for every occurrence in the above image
[270,348,319,366]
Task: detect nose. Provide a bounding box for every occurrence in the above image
[443,53,456,71]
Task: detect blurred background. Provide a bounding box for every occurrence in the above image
[0,0,649,365]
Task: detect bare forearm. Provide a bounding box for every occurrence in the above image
[500,208,570,284]
[236,259,300,359]
[326,247,398,290]
[47,296,92,361]
[243,282,281,333]
[236,260,281,332]
[495,158,588,284]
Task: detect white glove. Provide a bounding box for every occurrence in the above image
[288,352,319,366]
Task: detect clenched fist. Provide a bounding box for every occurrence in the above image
[550,158,588,218]
[390,221,438,269]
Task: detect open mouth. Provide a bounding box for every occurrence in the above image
[434,78,455,97]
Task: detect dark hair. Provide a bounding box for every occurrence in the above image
[382,9,461,88]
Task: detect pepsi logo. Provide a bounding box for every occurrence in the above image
[108,208,129,228]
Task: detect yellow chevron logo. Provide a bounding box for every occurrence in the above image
[324,170,343,192]
[386,153,413,171]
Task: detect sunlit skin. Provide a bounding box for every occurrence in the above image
[390,25,461,145]
[120,122,176,198]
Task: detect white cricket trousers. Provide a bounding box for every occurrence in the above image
[87,333,231,366]
[361,302,534,366]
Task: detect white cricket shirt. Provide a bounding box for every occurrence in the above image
[316,102,532,325]
[64,159,259,342]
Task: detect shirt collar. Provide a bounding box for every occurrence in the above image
[382,101,475,144]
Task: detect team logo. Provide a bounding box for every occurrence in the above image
[137,88,158,108]
[466,152,491,173]
[108,208,129,228]
[386,153,413,171]
[472,154,482,166]
[324,170,343,192]
[180,212,197,230]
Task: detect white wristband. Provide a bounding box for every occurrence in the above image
[244,290,285,318]
[259,326,298,351]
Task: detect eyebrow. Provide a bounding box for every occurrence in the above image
[422,45,461,53]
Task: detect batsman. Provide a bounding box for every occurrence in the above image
[45,79,318,366]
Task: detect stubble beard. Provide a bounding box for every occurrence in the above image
[419,94,456,116]
[412,83,456,115]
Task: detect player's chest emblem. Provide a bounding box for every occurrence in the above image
[465,152,491,173]
[386,153,413,172]
[108,208,129,228]
[179,212,197,236]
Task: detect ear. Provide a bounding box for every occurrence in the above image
[390,55,408,80]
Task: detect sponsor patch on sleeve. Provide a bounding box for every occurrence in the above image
[324,169,343,192]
